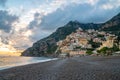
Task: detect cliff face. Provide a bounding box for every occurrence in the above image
[22,13,120,57]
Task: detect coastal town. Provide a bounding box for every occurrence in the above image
[56,28,120,57]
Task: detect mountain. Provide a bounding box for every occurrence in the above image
[21,13,120,57]
[100,13,120,33]
[21,21,101,57]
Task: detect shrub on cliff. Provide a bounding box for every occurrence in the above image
[86,50,93,55]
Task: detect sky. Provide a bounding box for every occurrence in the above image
[0,0,120,50]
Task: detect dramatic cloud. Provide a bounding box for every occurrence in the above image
[28,13,41,29]
[40,3,94,30]
[30,0,120,31]
[0,10,18,32]
[0,10,32,50]
[0,0,7,7]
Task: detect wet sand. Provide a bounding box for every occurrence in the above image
[0,56,120,80]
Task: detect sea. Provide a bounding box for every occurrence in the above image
[0,56,57,70]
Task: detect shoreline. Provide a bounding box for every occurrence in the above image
[0,59,57,71]
[0,56,58,70]
[0,56,120,80]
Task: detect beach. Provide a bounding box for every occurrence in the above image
[0,56,120,80]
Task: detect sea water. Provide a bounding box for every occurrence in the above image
[0,56,57,70]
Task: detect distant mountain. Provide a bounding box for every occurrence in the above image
[21,13,120,57]
[100,13,120,33]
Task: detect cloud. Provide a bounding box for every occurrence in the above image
[0,0,120,50]
[40,4,90,30]
[0,10,32,50]
[25,0,120,42]
[38,1,120,30]
[0,0,7,7]
[23,0,120,41]
[98,0,120,10]
[28,12,41,29]
[0,10,18,32]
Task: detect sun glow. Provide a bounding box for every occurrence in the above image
[0,42,22,56]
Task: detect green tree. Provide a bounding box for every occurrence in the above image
[86,50,93,55]
[112,44,119,51]
[97,45,119,56]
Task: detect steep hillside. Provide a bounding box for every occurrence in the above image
[22,21,100,57]
[100,13,120,33]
